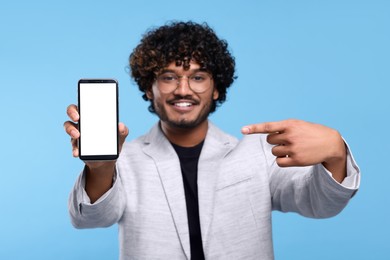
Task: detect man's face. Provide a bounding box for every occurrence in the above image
[146,61,219,129]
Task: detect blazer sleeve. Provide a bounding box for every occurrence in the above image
[68,166,126,228]
[262,136,360,218]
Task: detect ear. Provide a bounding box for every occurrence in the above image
[146,88,153,100]
[212,88,219,100]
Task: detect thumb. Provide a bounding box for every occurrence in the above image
[118,122,129,149]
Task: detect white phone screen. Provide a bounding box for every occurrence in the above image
[78,80,118,160]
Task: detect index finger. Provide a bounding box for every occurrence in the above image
[241,121,286,135]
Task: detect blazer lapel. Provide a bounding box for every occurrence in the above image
[197,122,237,249]
[142,123,191,259]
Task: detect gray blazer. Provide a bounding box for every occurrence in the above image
[69,122,359,260]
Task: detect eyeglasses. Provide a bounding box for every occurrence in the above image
[155,71,213,94]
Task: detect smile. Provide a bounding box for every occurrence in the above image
[174,102,193,107]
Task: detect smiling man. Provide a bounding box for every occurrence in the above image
[64,21,360,260]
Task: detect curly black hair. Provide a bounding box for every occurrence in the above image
[129,21,236,114]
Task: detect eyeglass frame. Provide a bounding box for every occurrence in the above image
[154,69,214,94]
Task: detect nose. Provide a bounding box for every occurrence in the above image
[174,76,192,95]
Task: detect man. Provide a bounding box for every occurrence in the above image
[64,21,360,259]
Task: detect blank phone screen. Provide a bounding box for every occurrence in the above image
[78,80,118,160]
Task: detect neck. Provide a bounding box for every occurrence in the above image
[160,120,209,147]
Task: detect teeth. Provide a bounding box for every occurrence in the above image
[175,102,192,107]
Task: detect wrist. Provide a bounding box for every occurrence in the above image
[322,131,347,183]
[85,162,116,203]
[86,161,116,173]
[325,130,347,163]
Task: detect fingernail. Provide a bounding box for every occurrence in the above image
[242,127,250,134]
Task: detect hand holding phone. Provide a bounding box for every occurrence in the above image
[63,79,129,202]
[64,79,128,162]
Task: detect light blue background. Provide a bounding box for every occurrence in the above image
[1,0,388,259]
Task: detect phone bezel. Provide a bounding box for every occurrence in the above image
[78,79,119,161]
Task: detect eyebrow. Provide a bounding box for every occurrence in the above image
[159,68,209,74]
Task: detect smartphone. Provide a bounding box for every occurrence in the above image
[78,79,119,161]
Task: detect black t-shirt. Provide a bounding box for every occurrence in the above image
[171,141,205,260]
